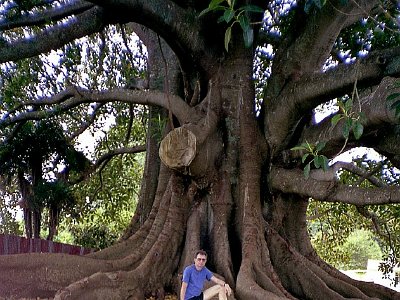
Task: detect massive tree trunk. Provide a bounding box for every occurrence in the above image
[2,0,400,299]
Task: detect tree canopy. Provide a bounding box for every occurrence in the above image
[1,0,400,299]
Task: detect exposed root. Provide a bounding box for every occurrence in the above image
[266,224,386,300]
[51,175,189,299]
[267,228,345,299]
[135,176,190,294]
[275,195,400,300]
[0,253,110,299]
[209,173,235,286]
[234,184,291,298]
[309,254,400,300]
[252,265,293,299]
[54,271,141,300]
[0,174,191,299]
[180,210,202,260]
[236,261,288,300]
[304,257,373,299]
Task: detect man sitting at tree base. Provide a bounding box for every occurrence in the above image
[180,250,232,300]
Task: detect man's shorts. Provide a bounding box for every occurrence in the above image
[188,292,204,300]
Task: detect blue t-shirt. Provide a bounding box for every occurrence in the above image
[182,264,213,300]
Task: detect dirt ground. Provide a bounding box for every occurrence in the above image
[147,294,178,300]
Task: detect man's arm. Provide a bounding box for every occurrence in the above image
[180,281,188,300]
[210,275,232,296]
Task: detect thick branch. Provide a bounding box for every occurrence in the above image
[81,0,220,75]
[265,50,400,153]
[286,0,378,74]
[281,47,400,112]
[264,0,384,152]
[0,86,194,127]
[0,6,105,63]
[296,77,400,158]
[0,1,94,30]
[270,166,400,205]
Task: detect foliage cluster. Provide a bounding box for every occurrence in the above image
[312,228,382,270]
[199,0,264,51]
[309,156,400,272]
[64,121,145,249]
[0,24,148,245]
[0,188,23,235]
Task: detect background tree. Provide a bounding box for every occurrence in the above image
[341,229,383,270]
[65,116,146,249]
[308,155,400,275]
[1,0,400,299]
[0,16,148,241]
[312,227,383,271]
[0,119,79,239]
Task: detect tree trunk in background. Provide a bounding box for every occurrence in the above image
[18,171,33,239]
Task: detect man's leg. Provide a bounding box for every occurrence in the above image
[203,285,227,300]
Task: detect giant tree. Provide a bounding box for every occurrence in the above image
[1,0,400,299]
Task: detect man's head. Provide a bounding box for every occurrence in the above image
[194,250,207,270]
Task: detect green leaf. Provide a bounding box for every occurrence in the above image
[304,163,311,179]
[224,26,232,52]
[342,118,352,139]
[291,145,307,151]
[199,0,226,17]
[389,100,400,119]
[241,4,265,13]
[209,0,225,9]
[352,121,364,140]
[199,7,213,17]
[315,141,326,152]
[238,14,250,32]
[243,27,254,48]
[344,98,353,112]
[391,80,400,89]
[331,114,343,127]
[223,9,234,23]
[321,156,329,171]
[305,141,314,152]
[302,153,310,163]
[337,101,346,112]
[313,156,321,168]
[315,0,327,9]
[217,15,226,23]
[199,6,226,17]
